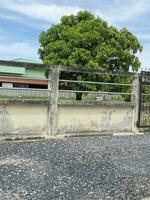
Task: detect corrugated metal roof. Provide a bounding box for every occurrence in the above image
[12,58,43,64]
[0,77,47,85]
[0,66,25,74]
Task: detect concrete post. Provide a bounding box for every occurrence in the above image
[132,73,140,133]
[48,67,60,136]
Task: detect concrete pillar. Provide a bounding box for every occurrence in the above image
[48,67,60,136]
[132,73,140,132]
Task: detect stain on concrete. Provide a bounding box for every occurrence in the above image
[12,125,47,135]
[100,110,115,127]
[0,104,47,135]
[100,109,132,131]
[58,109,133,134]
[0,105,14,134]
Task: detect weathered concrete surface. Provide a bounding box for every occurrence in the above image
[48,67,59,136]
[58,105,134,134]
[132,74,140,132]
[0,104,48,136]
[0,135,150,199]
[0,101,135,137]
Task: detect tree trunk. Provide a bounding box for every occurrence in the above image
[76,92,83,101]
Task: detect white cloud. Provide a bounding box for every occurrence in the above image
[0,13,49,30]
[0,0,149,28]
[0,0,149,68]
[95,0,150,24]
[0,42,39,60]
[138,43,150,70]
[136,33,150,41]
[0,0,81,23]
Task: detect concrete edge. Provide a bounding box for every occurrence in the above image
[0,99,135,107]
[59,100,135,107]
[113,132,145,136]
[0,132,148,143]
[0,135,49,143]
[55,132,147,139]
[0,99,49,105]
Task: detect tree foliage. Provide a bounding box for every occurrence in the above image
[38,11,143,99]
[39,11,142,71]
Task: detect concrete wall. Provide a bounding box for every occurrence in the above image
[58,104,134,135]
[0,88,48,97]
[0,61,140,138]
[0,101,134,137]
[0,103,48,136]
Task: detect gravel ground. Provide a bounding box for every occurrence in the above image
[0,135,150,200]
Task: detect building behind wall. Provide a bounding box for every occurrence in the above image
[0,58,48,89]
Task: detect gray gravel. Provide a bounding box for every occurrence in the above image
[0,135,150,200]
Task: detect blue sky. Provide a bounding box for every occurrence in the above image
[0,0,150,69]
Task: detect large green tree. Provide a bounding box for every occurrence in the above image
[39,11,142,71]
[38,11,143,100]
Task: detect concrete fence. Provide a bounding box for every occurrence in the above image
[0,60,141,138]
[0,101,135,137]
[0,87,49,97]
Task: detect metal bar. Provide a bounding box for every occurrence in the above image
[141,82,150,85]
[59,90,132,95]
[138,71,150,127]
[142,94,150,96]
[59,79,132,86]
[137,74,142,127]
[139,125,150,128]
[60,66,136,77]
